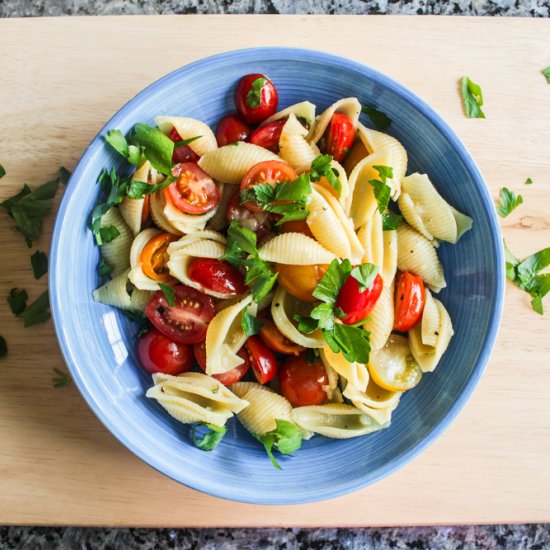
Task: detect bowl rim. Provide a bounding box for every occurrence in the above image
[49,46,505,505]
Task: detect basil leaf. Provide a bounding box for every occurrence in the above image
[496,187,523,218]
[22,291,50,327]
[241,311,263,337]
[191,423,226,451]
[130,123,174,175]
[158,283,175,307]
[30,251,48,279]
[52,367,72,388]
[361,105,392,131]
[0,336,6,358]
[293,313,318,334]
[460,76,486,119]
[312,259,352,303]
[542,67,550,84]
[525,177,534,185]
[246,77,267,108]
[382,212,402,230]
[104,129,130,159]
[58,166,71,185]
[98,258,114,278]
[7,288,28,316]
[350,263,379,292]
[126,178,172,200]
[310,155,341,195]
[0,165,5,179]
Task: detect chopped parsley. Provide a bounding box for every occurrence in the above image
[460,76,486,119]
[382,212,402,230]
[525,178,534,185]
[241,310,263,337]
[7,288,28,316]
[542,67,550,84]
[158,283,176,307]
[21,291,50,327]
[191,423,227,451]
[309,155,342,195]
[361,104,392,131]
[246,77,267,108]
[173,135,202,148]
[0,336,7,358]
[496,187,523,218]
[254,419,303,470]
[30,250,48,279]
[52,367,72,388]
[368,165,399,231]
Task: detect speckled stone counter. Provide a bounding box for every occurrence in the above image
[1,1,550,548]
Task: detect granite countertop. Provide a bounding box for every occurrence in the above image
[2,1,550,548]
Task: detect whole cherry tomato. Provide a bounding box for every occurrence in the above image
[215,114,251,147]
[324,113,356,162]
[249,120,286,153]
[393,271,426,332]
[235,73,278,125]
[335,273,384,325]
[245,336,278,384]
[188,258,247,296]
[193,340,250,385]
[279,353,328,407]
[136,327,194,375]
[275,263,329,302]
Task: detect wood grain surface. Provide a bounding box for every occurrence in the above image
[0,15,549,527]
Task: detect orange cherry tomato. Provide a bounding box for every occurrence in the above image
[279,353,328,407]
[393,272,426,332]
[140,232,178,282]
[335,273,384,325]
[279,219,314,239]
[258,313,305,356]
[240,160,297,213]
[275,263,329,302]
[324,112,356,162]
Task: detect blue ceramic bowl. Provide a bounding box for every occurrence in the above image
[49,48,504,504]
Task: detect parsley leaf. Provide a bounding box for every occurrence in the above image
[0,165,6,178]
[98,258,114,278]
[58,166,71,185]
[254,419,303,470]
[191,423,226,451]
[460,76,486,119]
[7,288,28,316]
[496,187,523,217]
[382,212,402,230]
[21,291,50,327]
[313,259,352,303]
[309,155,341,195]
[0,336,6,358]
[361,105,392,131]
[542,67,550,84]
[129,123,174,175]
[221,221,258,267]
[241,311,263,337]
[350,263,379,292]
[173,135,201,148]
[246,77,267,108]
[369,165,393,215]
[158,283,175,307]
[52,367,72,388]
[98,225,120,244]
[525,178,534,185]
[104,130,137,164]
[30,250,48,279]
[126,177,173,200]
[323,324,371,364]
[293,313,318,334]
[243,256,278,303]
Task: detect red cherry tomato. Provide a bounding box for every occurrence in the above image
[226,191,272,241]
[188,258,247,296]
[240,160,297,213]
[279,354,328,407]
[244,336,278,384]
[394,272,426,332]
[145,285,215,345]
[235,73,278,125]
[215,114,251,147]
[249,120,286,153]
[258,314,305,356]
[136,327,194,376]
[166,162,219,215]
[193,340,250,385]
[324,113,356,162]
[168,128,200,164]
[141,195,150,225]
[335,273,384,325]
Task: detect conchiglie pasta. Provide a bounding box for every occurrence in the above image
[362,284,394,351]
[258,233,336,265]
[149,190,183,235]
[262,101,316,134]
[146,372,249,428]
[198,143,280,185]
[382,229,398,284]
[320,346,369,393]
[343,377,401,411]
[93,269,146,311]
[309,98,362,146]
[357,209,384,269]
[155,116,217,157]
[278,114,318,174]
[98,207,133,276]
[396,223,446,292]
[161,186,219,234]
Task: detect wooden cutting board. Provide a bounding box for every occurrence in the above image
[0,15,549,527]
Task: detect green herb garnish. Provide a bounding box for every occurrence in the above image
[7,288,28,316]
[129,123,175,175]
[158,283,175,307]
[246,77,267,108]
[382,212,402,230]
[460,76,486,119]
[104,129,142,165]
[254,419,303,470]
[126,178,172,200]
[0,165,5,179]
[542,67,550,84]
[350,263,379,292]
[30,251,48,279]
[52,367,72,388]
[173,135,201,148]
[0,336,7,358]
[58,166,71,185]
[309,155,342,195]
[241,310,263,337]
[98,258,114,278]
[361,105,392,131]
[369,165,393,215]
[496,187,523,218]
[191,423,227,451]
[21,291,50,327]
[525,178,534,185]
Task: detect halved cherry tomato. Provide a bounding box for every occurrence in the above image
[279,353,328,407]
[240,160,297,213]
[188,258,247,296]
[194,340,250,385]
[136,327,193,375]
[245,336,278,384]
[324,113,356,162]
[335,273,384,325]
[145,285,215,345]
[166,162,219,215]
[279,219,314,239]
[226,191,272,240]
[258,313,305,356]
[275,263,329,302]
[168,127,200,164]
[141,195,151,225]
[235,73,278,125]
[215,114,251,147]
[249,120,286,153]
[140,232,178,282]
[394,271,426,332]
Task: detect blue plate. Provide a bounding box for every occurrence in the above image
[49,48,504,504]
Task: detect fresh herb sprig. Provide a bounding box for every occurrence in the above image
[367,165,402,230]
[246,77,267,108]
[496,187,523,218]
[241,310,263,337]
[361,105,392,131]
[158,283,176,307]
[542,67,550,84]
[191,423,227,451]
[254,419,303,470]
[7,288,50,327]
[460,76,486,119]
[52,367,72,388]
[309,155,342,195]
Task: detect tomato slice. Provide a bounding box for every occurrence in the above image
[240,160,297,213]
[324,113,356,162]
[258,313,305,356]
[215,114,251,147]
[226,191,272,241]
[193,340,250,385]
[235,73,279,125]
[188,258,247,296]
[368,334,422,392]
[249,120,286,153]
[136,327,194,375]
[394,272,426,332]
[279,353,328,407]
[168,128,200,164]
[275,263,329,302]
[140,232,178,282]
[244,336,278,384]
[166,162,219,215]
[336,273,384,325]
[145,285,215,345]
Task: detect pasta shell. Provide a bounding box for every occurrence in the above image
[258,233,336,265]
[291,403,387,439]
[130,288,153,311]
[262,101,316,136]
[198,143,280,185]
[155,116,217,157]
[309,98,362,146]
[357,209,384,269]
[382,229,398,284]
[420,289,441,347]
[279,114,318,174]
[92,269,146,311]
[128,228,165,291]
[363,284,394,352]
[397,223,446,292]
[322,363,343,403]
[343,378,401,412]
[320,346,369,393]
[149,190,183,235]
[271,286,325,348]
[167,230,227,254]
[99,207,133,276]
[162,187,219,233]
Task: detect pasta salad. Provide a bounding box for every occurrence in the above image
[90,73,472,467]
